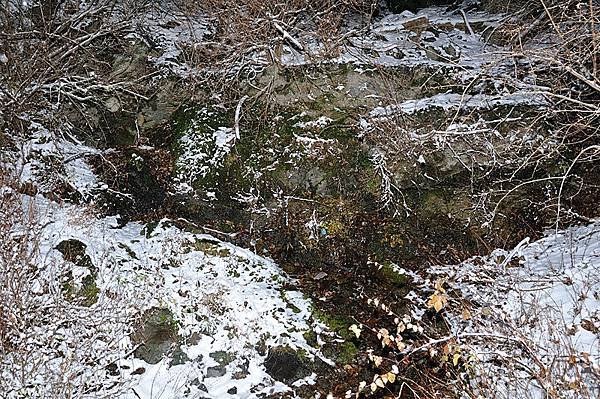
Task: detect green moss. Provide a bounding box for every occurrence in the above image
[335,341,358,365]
[56,239,99,306]
[228,268,241,278]
[312,308,353,341]
[302,330,319,348]
[379,262,409,288]
[61,279,75,301]
[277,290,304,315]
[322,219,346,238]
[191,239,231,257]
[151,307,178,333]
[80,275,100,306]
[210,351,235,366]
[61,273,99,306]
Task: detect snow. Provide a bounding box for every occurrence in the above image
[12,124,101,199]
[293,116,333,130]
[174,108,238,193]
[369,91,547,118]
[2,194,322,398]
[279,5,505,70]
[126,2,210,77]
[425,221,600,398]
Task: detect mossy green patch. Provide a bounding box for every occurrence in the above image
[312,308,353,341]
[378,262,410,288]
[335,341,358,365]
[80,275,100,306]
[302,330,319,348]
[56,239,99,306]
[210,351,235,367]
[191,239,231,257]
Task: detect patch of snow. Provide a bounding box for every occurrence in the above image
[293,116,333,130]
[14,123,101,199]
[174,108,238,193]
[2,193,322,398]
[279,6,505,70]
[427,221,600,398]
[126,3,211,77]
[369,92,547,118]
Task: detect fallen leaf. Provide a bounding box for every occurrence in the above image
[349,324,362,339]
[461,308,471,320]
[386,372,396,384]
[452,353,460,366]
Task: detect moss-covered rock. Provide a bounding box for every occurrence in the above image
[56,239,99,306]
[132,307,179,364]
[264,346,311,384]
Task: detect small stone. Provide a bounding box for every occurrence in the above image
[104,96,121,113]
[227,387,237,394]
[132,307,178,364]
[314,271,327,280]
[402,16,429,32]
[189,378,208,392]
[206,366,226,378]
[131,367,146,375]
[264,346,309,384]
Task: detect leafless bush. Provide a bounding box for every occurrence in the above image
[364,0,599,234]
[189,0,378,94]
[0,168,140,398]
[198,0,376,55]
[0,0,159,142]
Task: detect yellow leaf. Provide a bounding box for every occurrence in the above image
[428,292,448,312]
[452,353,460,366]
[370,382,378,392]
[397,322,406,333]
[387,372,396,384]
[461,308,471,320]
[371,355,383,367]
[381,374,388,384]
[375,377,385,388]
[434,297,443,312]
[349,324,361,339]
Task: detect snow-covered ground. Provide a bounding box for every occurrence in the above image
[1,192,321,398]
[280,6,504,69]
[1,131,325,398]
[425,223,600,398]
